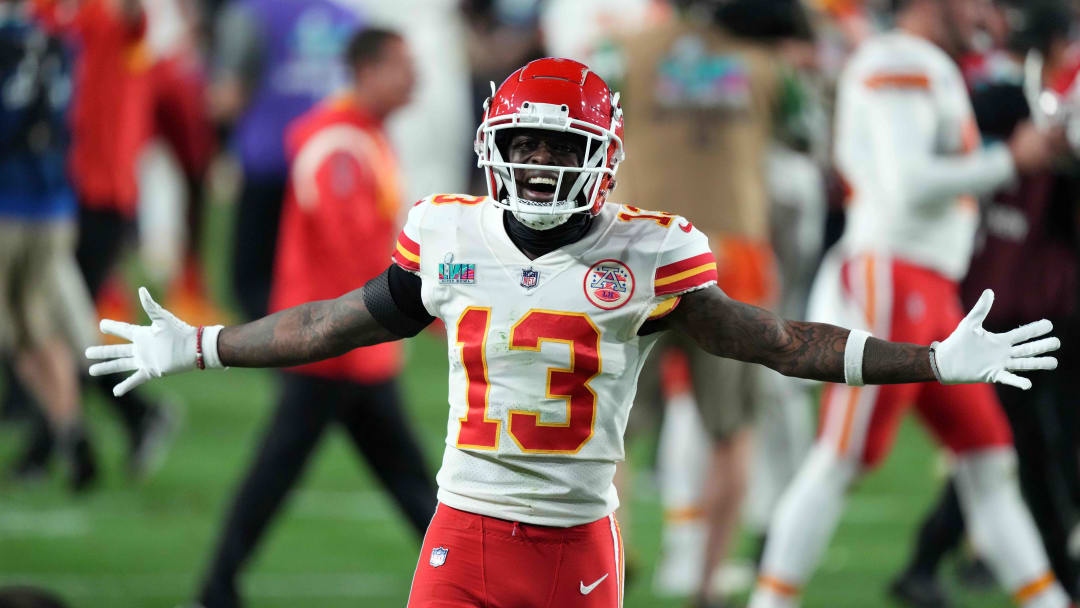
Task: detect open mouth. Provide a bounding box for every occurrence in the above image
[519,173,558,202]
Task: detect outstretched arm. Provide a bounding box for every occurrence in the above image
[86,279,404,396]
[217,288,397,367]
[665,285,1058,388]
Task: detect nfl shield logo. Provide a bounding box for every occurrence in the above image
[520,267,539,289]
[429,546,449,568]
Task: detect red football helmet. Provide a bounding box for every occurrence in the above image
[475,57,625,229]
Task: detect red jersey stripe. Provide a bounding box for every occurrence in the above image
[393,249,421,271]
[864,72,931,90]
[397,232,420,256]
[656,252,715,281]
[655,267,718,296]
[395,239,420,262]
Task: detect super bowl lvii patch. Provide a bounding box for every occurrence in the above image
[439,253,476,285]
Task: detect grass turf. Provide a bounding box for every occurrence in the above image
[0,202,1013,607]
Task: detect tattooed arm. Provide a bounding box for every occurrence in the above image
[664,285,935,384]
[86,268,432,396]
[218,287,399,368]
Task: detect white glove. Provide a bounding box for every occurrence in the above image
[932,289,1059,390]
[86,287,224,397]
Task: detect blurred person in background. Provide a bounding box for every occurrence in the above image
[750,0,1073,607]
[26,0,175,479]
[891,1,1080,605]
[811,0,876,55]
[617,1,818,604]
[208,0,361,321]
[142,0,218,323]
[51,0,150,302]
[195,27,437,608]
[0,0,95,489]
[744,0,830,576]
[350,0,473,203]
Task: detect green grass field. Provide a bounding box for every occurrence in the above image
[0,202,1014,607]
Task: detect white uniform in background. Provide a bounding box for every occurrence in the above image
[835,33,1007,280]
[751,31,1069,608]
[137,0,197,284]
[808,32,1014,333]
[393,195,718,526]
[742,145,823,536]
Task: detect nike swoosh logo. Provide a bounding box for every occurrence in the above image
[679,221,693,233]
[580,573,608,595]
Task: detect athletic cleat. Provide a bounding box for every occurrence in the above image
[10,416,54,482]
[67,433,98,493]
[954,557,996,591]
[889,573,953,608]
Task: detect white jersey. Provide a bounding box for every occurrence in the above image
[834,31,1015,280]
[392,194,717,526]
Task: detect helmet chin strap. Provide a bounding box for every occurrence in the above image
[511,201,574,230]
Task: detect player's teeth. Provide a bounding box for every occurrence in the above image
[528,177,556,186]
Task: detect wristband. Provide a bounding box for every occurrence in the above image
[195,326,205,370]
[844,329,871,386]
[928,341,943,383]
[200,324,226,369]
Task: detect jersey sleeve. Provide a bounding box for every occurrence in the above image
[850,61,1015,210]
[391,198,428,275]
[652,221,718,298]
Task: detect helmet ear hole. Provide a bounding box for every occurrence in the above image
[494,131,512,160]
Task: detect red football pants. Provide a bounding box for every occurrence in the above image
[818,255,1013,468]
[407,504,625,607]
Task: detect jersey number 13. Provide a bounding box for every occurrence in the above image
[455,307,600,454]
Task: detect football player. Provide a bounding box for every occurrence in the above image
[87,57,1059,608]
[195,28,437,607]
[749,1,1073,607]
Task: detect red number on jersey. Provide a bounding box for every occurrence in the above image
[455,307,500,450]
[617,205,676,228]
[432,194,486,205]
[454,309,600,453]
[508,311,600,453]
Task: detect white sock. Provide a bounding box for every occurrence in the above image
[746,371,814,532]
[749,444,857,608]
[954,448,1070,608]
[653,392,710,594]
[656,392,711,508]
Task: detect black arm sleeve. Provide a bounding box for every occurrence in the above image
[362,265,435,338]
[637,317,669,336]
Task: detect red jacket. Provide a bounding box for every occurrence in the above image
[270,94,404,382]
[35,0,152,213]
